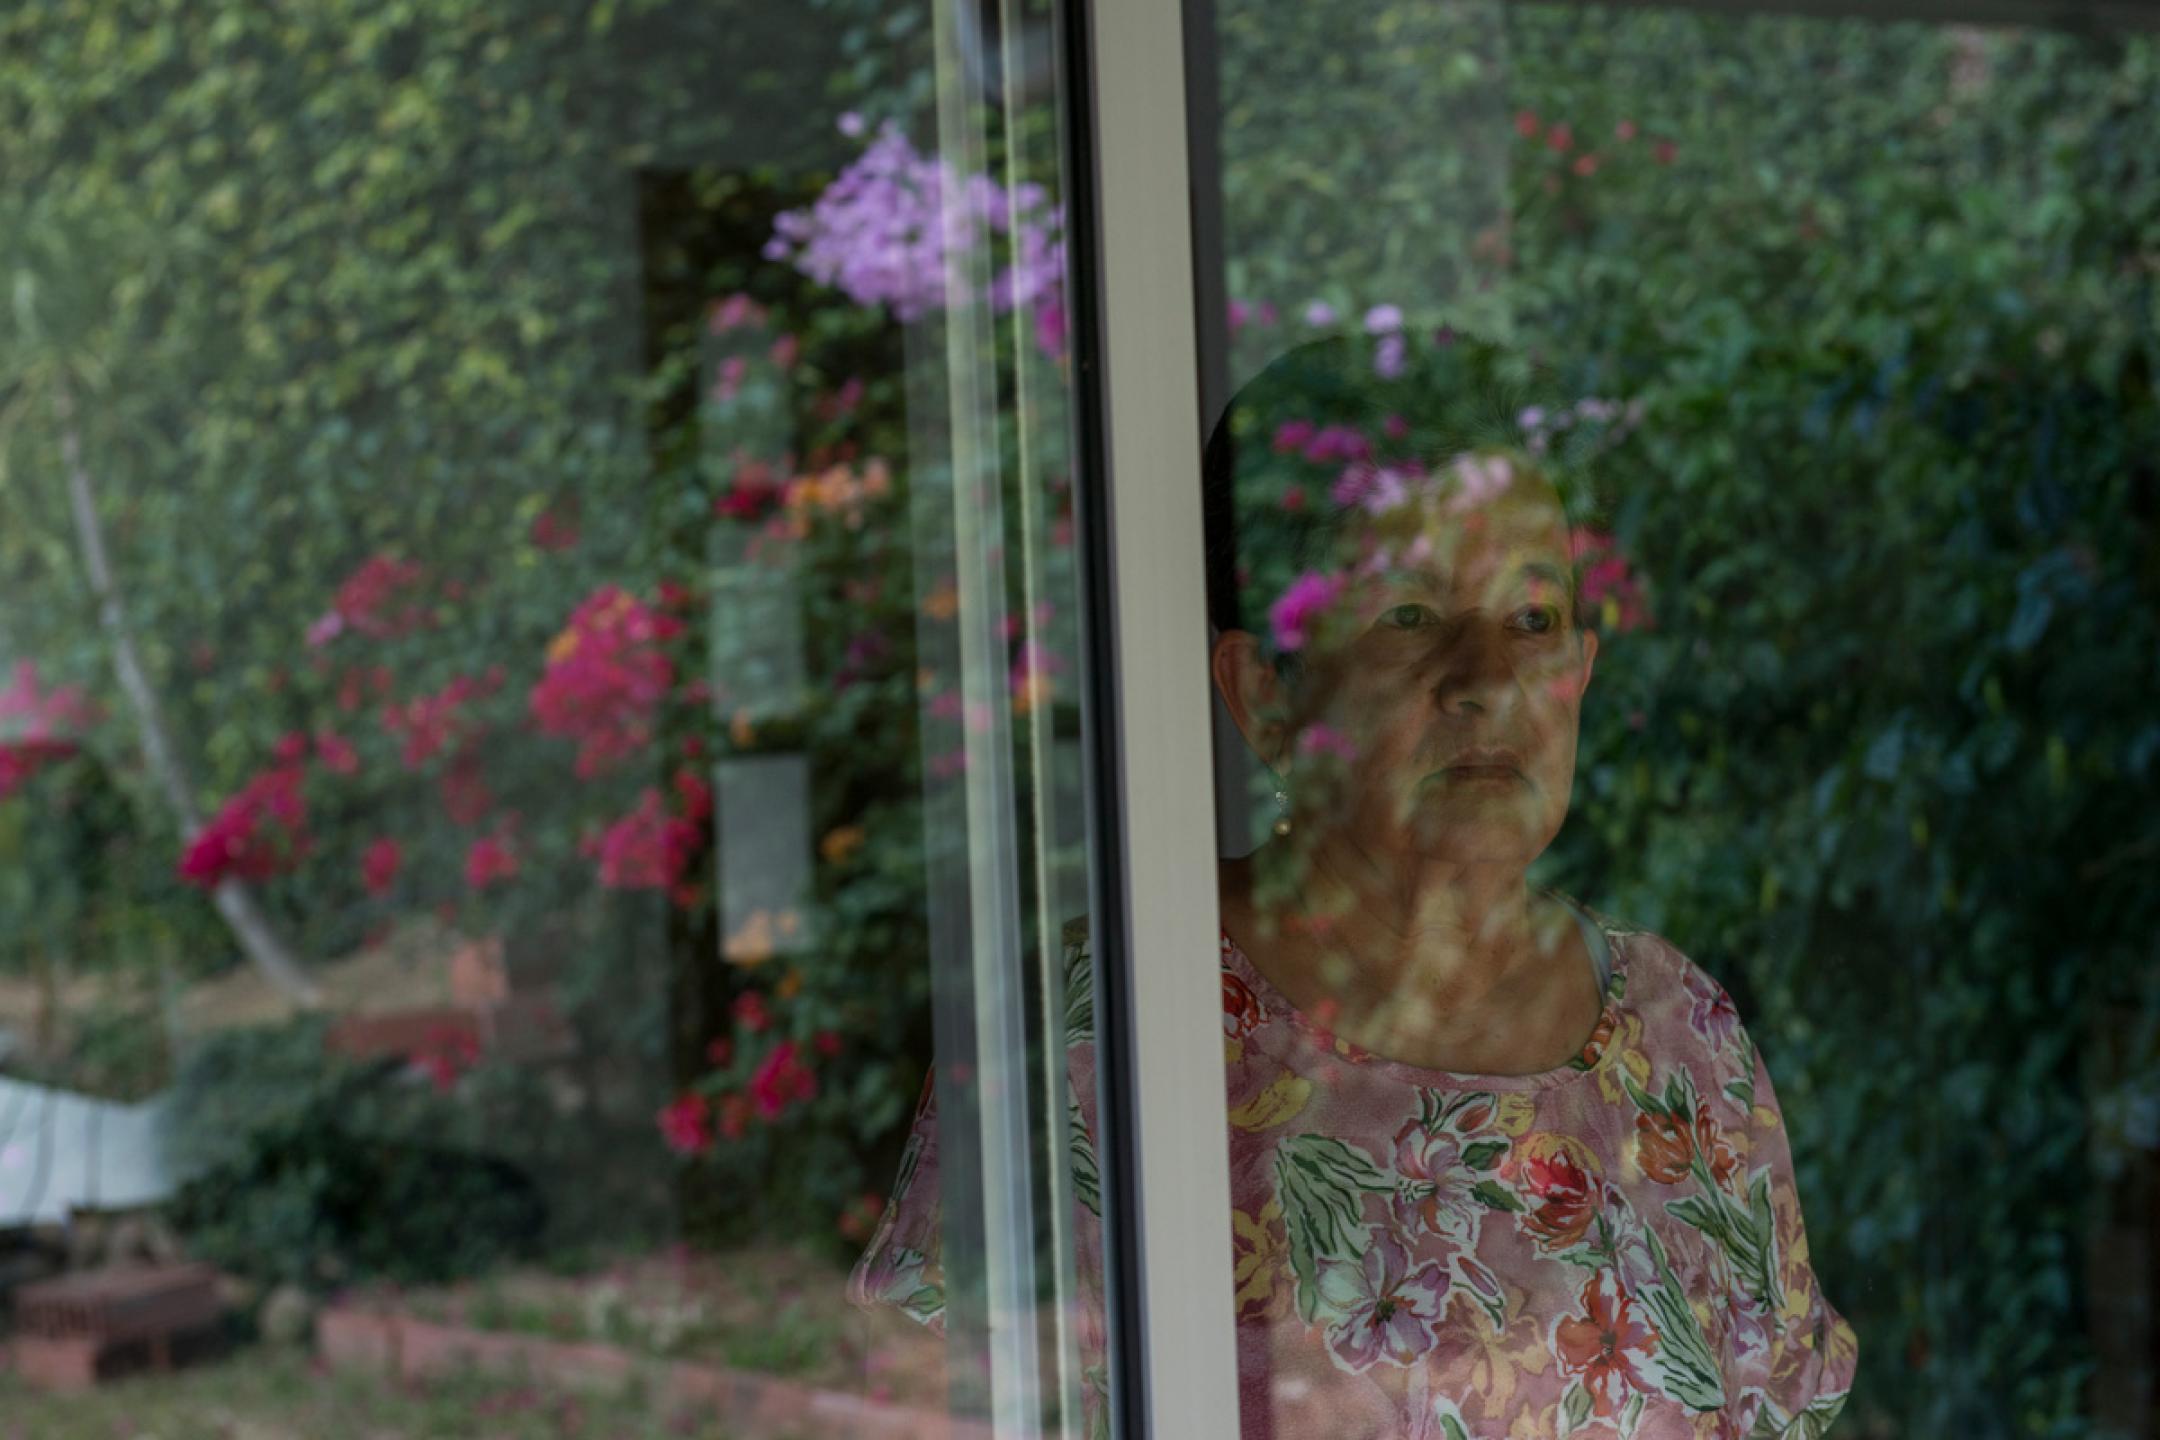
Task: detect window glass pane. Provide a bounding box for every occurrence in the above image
[0,3,1104,1434]
[1193,3,2155,1435]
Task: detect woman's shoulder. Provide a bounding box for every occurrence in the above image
[1578,902,1761,1077]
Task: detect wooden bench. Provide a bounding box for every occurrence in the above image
[9,1263,223,1390]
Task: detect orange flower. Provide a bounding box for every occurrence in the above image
[820,825,867,864]
[1635,1110,1694,1185]
[1693,1109,1741,1193]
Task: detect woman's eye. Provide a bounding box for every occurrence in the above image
[1381,603,1437,629]
[1515,606,1561,634]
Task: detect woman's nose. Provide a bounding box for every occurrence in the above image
[1429,621,1516,716]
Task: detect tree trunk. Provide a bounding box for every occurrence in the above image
[51,375,320,1006]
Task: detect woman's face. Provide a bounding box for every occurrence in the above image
[1265,462,1597,869]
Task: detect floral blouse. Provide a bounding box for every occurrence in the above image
[849,891,1857,1438]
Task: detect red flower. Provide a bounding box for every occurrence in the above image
[178,765,312,889]
[1653,139,1677,165]
[1508,1135,1602,1251]
[411,1023,482,1093]
[324,553,433,642]
[531,502,581,553]
[748,1041,819,1118]
[529,586,683,777]
[440,747,494,826]
[590,788,704,891]
[704,1037,734,1068]
[465,831,519,890]
[361,837,403,897]
[732,992,770,1034]
[1569,529,1654,633]
[1514,109,1541,138]
[658,1093,715,1156]
[0,739,78,800]
[314,730,360,776]
[713,457,785,521]
[381,673,498,769]
[1546,121,1574,153]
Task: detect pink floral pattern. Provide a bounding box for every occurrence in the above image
[852,893,1856,1438]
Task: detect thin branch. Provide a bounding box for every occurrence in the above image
[52,372,320,1006]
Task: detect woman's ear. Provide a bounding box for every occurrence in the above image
[1576,627,1599,702]
[1211,629,1290,767]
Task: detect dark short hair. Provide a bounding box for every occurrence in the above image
[1200,334,1598,659]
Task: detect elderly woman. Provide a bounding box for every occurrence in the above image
[852,337,1856,1438]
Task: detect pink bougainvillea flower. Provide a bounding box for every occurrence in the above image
[361,837,403,897]
[706,292,767,335]
[769,332,801,371]
[0,739,78,800]
[658,1093,715,1155]
[588,787,703,891]
[1445,452,1518,514]
[1302,425,1371,465]
[316,553,432,646]
[1332,462,1415,515]
[1269,571,1346,653]
[1514,109,1541,138]
[439,746,493,826]
[178,763,312,889]
[380,672,500,770]
[1569,529,1654,632]
[529,586,683,778]
[1546,121,1575,153]
[531,503,581,553]
[314,730,360,776]
[0,661,102,748]
[411,1023,482,1094]
[464,829,520,890]
[1295,724,1358,763]
[748,1040,819,1119]
[710,354,750,405]
[1615,118,1639,142]
[732,991,771,1034]
[1272,418,1317,455]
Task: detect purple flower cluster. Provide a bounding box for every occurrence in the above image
[767,118,1066,344]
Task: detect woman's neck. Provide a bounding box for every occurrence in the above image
[1219,840,1598,1075]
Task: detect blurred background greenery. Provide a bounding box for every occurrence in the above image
[0,2,2152,1436]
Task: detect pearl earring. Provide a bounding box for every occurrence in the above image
[1272,779,1292,837]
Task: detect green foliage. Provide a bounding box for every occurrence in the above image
[165,1021,553,1289]
[1489,14,2159,1436]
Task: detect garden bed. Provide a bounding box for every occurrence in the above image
[319,1247,976,1440]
